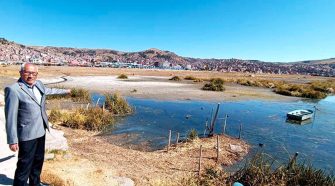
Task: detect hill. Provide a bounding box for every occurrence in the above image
[0,38,334,76]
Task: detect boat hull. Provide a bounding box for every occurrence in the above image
[287,109,314,121]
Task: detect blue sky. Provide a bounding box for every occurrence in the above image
[0,0,334,62]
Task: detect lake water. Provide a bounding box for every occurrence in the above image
[93,94,335,172]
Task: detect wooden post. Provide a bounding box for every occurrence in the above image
[198,145,203,177]
[175,132,180,145]
[223,114,228,134]
[238,124,242,139]
[86,103,90,110]
[203,119,208,136]
[209,103,220,137]
[167,130,172,152]
[216,135,220,162]
[287,152,299,170]
[95,97,101,107]
[102,104,105,112]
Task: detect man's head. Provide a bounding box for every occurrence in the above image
[20,63,38,85]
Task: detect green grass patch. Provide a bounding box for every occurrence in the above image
[202,78,225,91]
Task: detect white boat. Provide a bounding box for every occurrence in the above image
[287,109,314,121]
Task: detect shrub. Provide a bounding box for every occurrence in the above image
[184,153,335,186]
[187,129,198,140]
[46,87,91,103]
[193,78,203,83]
[184,76,203,82]
[184,76,197,80]
[48,109,66,124]
[70,88,91,103]
[63,107,114,131]
[169,76,181,81]
[117,74,128,79]
[104,93,132,115]
[202,78,225,91]
[274,83,328,99]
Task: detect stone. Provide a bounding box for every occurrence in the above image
[45,153,55,160]
[63,153,72,160]
[112,176,135,186]
[229,144,243,153]
[45,126,68,151]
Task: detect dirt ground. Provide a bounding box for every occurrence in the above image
[43,126,248,186]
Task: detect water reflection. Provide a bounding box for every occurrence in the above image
[92,93,335,172]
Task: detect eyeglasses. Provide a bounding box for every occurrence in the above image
[22,71,38,76]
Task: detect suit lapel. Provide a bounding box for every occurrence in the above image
[18,80,40,105]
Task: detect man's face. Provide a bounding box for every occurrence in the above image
[20,64,38,85]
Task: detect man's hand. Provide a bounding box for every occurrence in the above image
[9,144,19,152]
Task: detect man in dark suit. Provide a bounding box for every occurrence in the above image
[5,63,70,186]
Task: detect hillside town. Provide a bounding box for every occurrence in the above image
[1,38,334,77]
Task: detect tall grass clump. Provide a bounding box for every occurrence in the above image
[202,78,225,91]
[184,76,197,80]
[274,83,328,99]
[187,129,198,140]
[70,88,91,102]
[169,76,181,81]
[184,75,203,82]
[104,92,132,115]
[310,80,335,93]
[63,107,114,131]
[117,74,128,79]
[236,78,276,88]
[184,152,335,186]
[48,109,68,124]
[47,87,91,103]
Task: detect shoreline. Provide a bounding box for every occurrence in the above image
[57,75,302,102]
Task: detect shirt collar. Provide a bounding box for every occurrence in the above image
[21,79,36,89]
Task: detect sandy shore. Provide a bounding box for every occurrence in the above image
[59,75,300,102]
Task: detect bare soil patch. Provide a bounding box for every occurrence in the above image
[47,126,248,185]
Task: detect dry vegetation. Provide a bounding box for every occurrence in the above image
[169,75,181,81]
[183,152,335,186]
[202,78,225,91]
[117,74,128,79]
[48,92,132,131]
[47,87,91,102]
[1,65,334,100]
[51,130,248,185]
[235,78,335,99]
